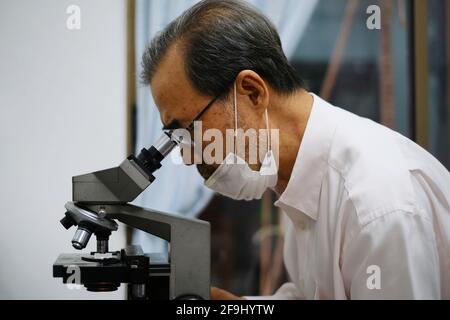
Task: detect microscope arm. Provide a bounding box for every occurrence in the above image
[83,203,211,300]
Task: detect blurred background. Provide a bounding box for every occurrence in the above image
[0,0,448,299]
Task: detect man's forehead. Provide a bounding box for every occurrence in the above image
[150,43,201,127]
[150,44,189,106]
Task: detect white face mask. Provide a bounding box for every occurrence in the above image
[205,83,278,201]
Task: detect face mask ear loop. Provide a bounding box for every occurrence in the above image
[233,82,238,155]
[265,109,271,153]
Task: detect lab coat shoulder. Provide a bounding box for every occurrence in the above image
[324,109,444,298]
[327,109,418,227]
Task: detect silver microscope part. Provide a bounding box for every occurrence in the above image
[65,202,118,250]
[153,133,178,157]
[72,227,92,250]
[65,202,118,232]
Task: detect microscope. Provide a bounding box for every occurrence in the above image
[53,132,210,300]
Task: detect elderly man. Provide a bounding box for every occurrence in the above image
[141,0,450,299]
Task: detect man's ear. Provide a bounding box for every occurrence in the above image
[235,70,269,112]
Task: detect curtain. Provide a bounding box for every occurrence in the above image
[132,0,318,253]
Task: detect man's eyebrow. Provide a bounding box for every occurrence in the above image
[162,119,183,131]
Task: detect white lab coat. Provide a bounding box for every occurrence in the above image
[250,94,450,300]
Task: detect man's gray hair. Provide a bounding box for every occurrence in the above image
[141,0,304,98]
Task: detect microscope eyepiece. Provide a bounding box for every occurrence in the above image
[153,132,178,157]
[132,132,178,178]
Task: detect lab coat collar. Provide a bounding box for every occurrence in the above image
[274,93,339,221]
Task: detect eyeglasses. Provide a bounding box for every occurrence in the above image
[187,95,221,131]
[163,94,221,135]
[161,94,222,148]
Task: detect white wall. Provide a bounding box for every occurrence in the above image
[0,0,127,299]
